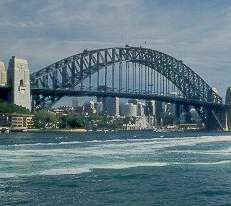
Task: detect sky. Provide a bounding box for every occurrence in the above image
[1,0,231,98]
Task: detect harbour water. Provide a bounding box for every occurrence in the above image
[1,130,231,205]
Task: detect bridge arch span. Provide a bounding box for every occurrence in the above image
[31,46,222,105]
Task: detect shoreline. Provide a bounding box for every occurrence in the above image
[1,127,229,134]
[27,128,87,133]
[27,128,228,133]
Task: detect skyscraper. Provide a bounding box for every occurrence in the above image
[125,103,137,117]
[103,97,120,116]
[145,100,155,116]
[155,101,163,126]
[137,101,145,116]
[128,99,144,116]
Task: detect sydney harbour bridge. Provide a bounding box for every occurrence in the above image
[0,46,230,130]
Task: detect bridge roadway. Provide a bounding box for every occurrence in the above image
[1,86,227,110]
[31,88,226,110]
[1,45,230,130]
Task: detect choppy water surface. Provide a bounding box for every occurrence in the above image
[1,130,231,205]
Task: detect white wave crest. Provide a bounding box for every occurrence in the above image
[0,173,18,179]
[39,168,91,176]
[184,160,231,165]
[39,162,168,176]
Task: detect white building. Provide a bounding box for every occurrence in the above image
[124,116,151,130]
[84,100,97,114]
[125,103,137,117]
[145,100,155,116]
[103,97,120,116]
[137,101,145,116]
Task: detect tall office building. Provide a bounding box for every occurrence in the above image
[128,99,144,117]
[155,101,163,126]
[145,100,155,116]
[137,101,145,116]
[103,97,120,116]
[125,103,137,118]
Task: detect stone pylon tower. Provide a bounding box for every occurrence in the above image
[0,60,7,86]
[225,87,231,131]
[7,56,31,111]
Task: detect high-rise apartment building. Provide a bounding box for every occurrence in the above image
[145,100,155,116]
[125,103,137,118]
[103,97,120,116]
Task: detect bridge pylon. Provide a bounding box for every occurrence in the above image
[7,56,31,111]
[205,107,225,131]
[0,60,7,86]
[224,87,231,131]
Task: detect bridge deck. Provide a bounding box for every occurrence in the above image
[31,88,226,110]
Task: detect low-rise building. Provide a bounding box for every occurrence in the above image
[53,106,74,115]
[123,116,151,130]
[10,113,34,130]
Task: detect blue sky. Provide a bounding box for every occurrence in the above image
[1,0,231,97]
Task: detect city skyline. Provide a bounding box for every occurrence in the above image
[0,0,231,96]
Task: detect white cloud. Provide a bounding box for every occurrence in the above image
[0,0,231,96]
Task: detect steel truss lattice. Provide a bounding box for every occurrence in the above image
[31,46,222,102]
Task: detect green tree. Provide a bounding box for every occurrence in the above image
[34,110,58,129]
[59,115,87,129]
[68,115,85,128]
[0,100,30,114]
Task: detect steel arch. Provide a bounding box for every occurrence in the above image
[31,46,222,105]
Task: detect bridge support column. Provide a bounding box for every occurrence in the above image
[225,87,231,131]
[7,56,31,111]
[224,111,230,131]
[175,104,181,125]
[183,105,191,123]
[205,107,225,131]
